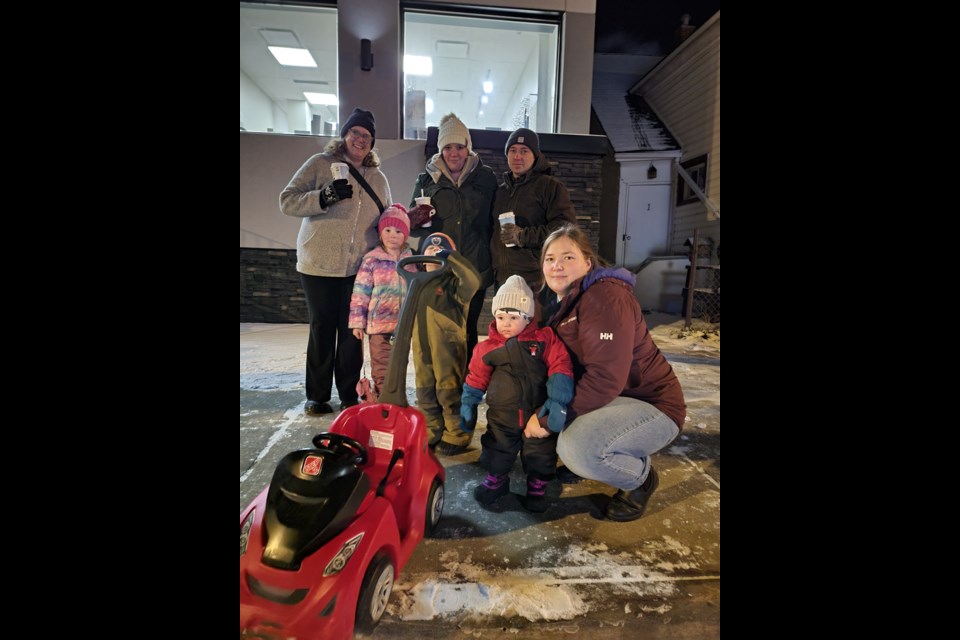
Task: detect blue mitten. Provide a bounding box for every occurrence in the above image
[537,399,566,432]
[545,373,575,405]
[539,373,575,432]
[459,383,485,431]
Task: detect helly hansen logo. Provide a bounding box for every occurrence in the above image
[600,332,613,340]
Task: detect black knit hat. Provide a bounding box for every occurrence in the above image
[504,127,540,158]
[340,108,376,143]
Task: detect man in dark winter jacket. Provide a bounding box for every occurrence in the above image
[491,128,576,317]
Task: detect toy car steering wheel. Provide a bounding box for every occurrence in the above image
[311,432,368,465]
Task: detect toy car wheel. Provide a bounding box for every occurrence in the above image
[355,553,394,634]
[425,477,444,536]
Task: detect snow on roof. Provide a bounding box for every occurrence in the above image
[593,72,679,153]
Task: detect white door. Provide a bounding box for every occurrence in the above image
[621,182,670,268]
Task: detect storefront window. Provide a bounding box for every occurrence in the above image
[240,3,338,135]
[402,10,559,139]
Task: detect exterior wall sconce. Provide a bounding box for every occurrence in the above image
[647,163,657,180]
[361,39,373,71]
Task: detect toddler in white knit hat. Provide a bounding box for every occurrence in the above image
[459,274,575,513]
[490,274,535,338]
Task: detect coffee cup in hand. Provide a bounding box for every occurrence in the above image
[330,162,349,180]
[499,212,516,247]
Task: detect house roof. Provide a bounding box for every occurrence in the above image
[593,71,680,154]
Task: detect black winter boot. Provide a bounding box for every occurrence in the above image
[523,476,549,513]
[474,473,509,505]
[604,466,659,522]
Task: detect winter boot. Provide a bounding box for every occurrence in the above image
[524,476,549,513]
[474,473,509,505]
[604,466,659,522]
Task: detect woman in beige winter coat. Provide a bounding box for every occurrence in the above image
[280,108,391,416]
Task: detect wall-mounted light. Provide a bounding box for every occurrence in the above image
[361,39,373,71]
[648,163,657,180]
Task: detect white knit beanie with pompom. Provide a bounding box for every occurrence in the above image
[437,113,472,153]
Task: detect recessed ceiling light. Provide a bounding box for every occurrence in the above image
[259,29,301,48]
[404,55,433,76]
[435,41,469,58]
[304,92,338,105]
[268,46,317,67]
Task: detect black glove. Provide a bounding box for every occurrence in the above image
[500,223,523,247]
[319,179,353,208]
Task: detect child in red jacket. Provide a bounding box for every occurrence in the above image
[459,275,574,512]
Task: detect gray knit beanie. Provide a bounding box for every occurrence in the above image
[492,275,535,319]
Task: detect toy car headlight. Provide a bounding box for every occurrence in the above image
[240,508,255,557]
[323,532,364,577]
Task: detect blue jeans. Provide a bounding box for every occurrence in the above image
[556,397,679,491]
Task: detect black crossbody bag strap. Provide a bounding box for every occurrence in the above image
[348,164,385,214]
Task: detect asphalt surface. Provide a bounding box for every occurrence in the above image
[241,315,719,638]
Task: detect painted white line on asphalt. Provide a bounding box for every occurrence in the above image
[402,571,720,586]
[676,453,720,489]
[536,574,720,584]
[239,403,303,483]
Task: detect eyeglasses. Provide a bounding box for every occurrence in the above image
[348,129,372,142]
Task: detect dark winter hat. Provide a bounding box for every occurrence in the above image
[422,232,456,254]
[504,127,540,158]
[378,204,410,240]
[340,108,376,143]
[492,275,535,319]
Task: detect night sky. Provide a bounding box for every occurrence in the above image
[595,0,721,55]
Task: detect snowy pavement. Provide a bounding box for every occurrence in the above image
[240,315,719,638]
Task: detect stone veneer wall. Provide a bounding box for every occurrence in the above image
[240,130,606,325]
[240,248,307,323]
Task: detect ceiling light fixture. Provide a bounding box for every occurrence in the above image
[268,46,317,67]
[259,29,301,47]
[483,69,493,94]
[304,92,338,106]
[404,55,433,76]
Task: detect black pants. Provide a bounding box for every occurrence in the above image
[300,273,362,404]
[466,287,487,363]
[480,415,558,479]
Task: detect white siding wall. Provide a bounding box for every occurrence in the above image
[636,12,720,255]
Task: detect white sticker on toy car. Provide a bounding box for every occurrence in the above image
[369,430,395,450]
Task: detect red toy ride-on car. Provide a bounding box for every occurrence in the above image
[241,255,449,639]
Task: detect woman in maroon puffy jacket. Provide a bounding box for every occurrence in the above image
[536,224,686,522]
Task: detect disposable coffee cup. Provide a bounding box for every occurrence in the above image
[499,212,516,247]
[416,196,433,227]
[330,162,349,180]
